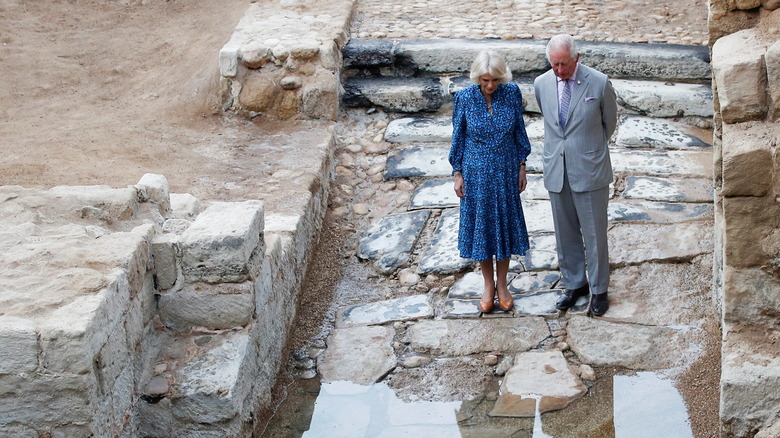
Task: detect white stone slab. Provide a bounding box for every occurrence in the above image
[358,210,430,273]
[608,201,713,223]
[608,222,713,265]
[611,148,712,178]
[508,270,561,293]
[612,79,713,118]
[566,316,701,371]
[512,289,588,316]
[523,199,555,234]
[491,351,587,417]
[520,233,559,271]
[318,326,397,385]
[337,294,433,327]
[417,209,473,274]
[622,176,713,203]
[410,178,458,209]
[615,116,710,150]
[0,316,39,373]
[520,174,549,200]
[408,318,549,356]
[384,117,452,143]
[385,145,452,179]
[442,299,482,318]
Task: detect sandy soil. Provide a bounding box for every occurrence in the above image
[0,0,267,199]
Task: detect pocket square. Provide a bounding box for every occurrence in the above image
[584,97,598,102]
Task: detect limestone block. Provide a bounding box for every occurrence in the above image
[39,272,131,374]
[152,234,178,290]
[608,222,713,266]
[0,373,93,424]
[767,40,780,114]
[241,45,272,69]
[219,40,240,78]
[158,282,255,332]
[723,266,780,325]
[302,67,339,120]
[712,30,768,123]
[48,185,138,223]
[721,325,780,437]
[239,74,279,113]
[180,200,264,283]
[0,316,38,374]
[764,0,780,9]
[317,326,396,385]
[170,193,199,219]
[723,196,780,268]
[136,173,172,217]
[319,40,341,70]
[171,330,257,424]
[51,424,93,438]
[277,89,302,120]
[491,351,586,417]
[721,123,773,196]
[567,316,702,370]
[408,318,549,356]
[137,397,173,438]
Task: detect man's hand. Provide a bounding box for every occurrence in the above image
[454,173,465,198]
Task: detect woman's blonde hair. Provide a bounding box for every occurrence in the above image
[469,50,512,84]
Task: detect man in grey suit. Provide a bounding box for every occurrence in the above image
[533,34,618,316]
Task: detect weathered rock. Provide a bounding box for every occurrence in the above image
[608,222,713,265]
[0,316,39,374]
[170,193,200,219]
[615,116,711,150]
[357,209,430,273]
[767,40,780,116]
[611,148,713,178]
[408,318,548,356]
[180,201,264,283]
[490,350,587,417]
[302,68,339,120]
[239,74,278,113]
[318,326,396,384]
[722,266,780,326]
[608,200,713,223]
[385,145,452,179]
[612,79,714,118]
[388,356,493,403]
[712,29,769,123]
[410,178,459,209]
[520,233,559,271]
[158,282,255,332]
[566,316,702,371]
[721,122,774,197]
[622,176,713,202]
[137,173,172,217]
[721,325,780,438]
[722,196,780,268]
[417,209,473,274]
[342,77,445,113]
[384,117,452,143]
[336,294,433,327]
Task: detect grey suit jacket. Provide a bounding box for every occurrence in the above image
[533,64,618,193]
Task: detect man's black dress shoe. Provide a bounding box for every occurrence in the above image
[589,292,609,316]
[555,284,589,311]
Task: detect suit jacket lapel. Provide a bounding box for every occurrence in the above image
[566,66,590,122]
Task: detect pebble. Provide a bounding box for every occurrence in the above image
[402,355,430,368]
[557,342,570,351]
[352,204,369,215]
[484,354,499,366]
[397,180,416,191]
[579,364,596,381]
[399,268,421,286]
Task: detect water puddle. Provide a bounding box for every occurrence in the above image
[262,371,694,437]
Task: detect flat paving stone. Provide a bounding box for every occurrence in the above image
[318,326,397,385]
[408,318,549,356]
[608,222,712,265]
[385,145,452,179]
[608,200,713,223]
[384,117,452,144]
[490,350,587,417]
[388,357,495,404]
[442,298,482,318]
[448,271,514,300]
[520,233,559,271]
[612,79,714,118]
[513,289,588,315]
[566,316,703,371]
[342,77,445,113]
[523,199,555,234]
[358,210,431,273]
[337,294,433,327]
[611,148,712,178]
[508,270,561,293]
[417,209,472,274]
[622,176,713,203]
[615,116,710,150]
[410,178,458,209]
[520,174,548,200]
[607,255,713,327]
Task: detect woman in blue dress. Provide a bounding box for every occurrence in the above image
[449,50,531,314]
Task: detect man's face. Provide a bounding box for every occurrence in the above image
[549,48,579,80]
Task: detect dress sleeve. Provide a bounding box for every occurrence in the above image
[512,84,532,163]
[449,90,467,174]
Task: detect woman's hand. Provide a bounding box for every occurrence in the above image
[518,167,527,193]
[454,173,465,198]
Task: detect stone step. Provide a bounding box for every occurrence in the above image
[615,116,711,149]
[137,329,257,437]
[385,145,712,180]
[343,39,711,82]
[348,75,714,115]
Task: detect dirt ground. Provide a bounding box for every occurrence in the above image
[0,0,269,199]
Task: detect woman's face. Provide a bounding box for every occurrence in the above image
[478,74,500,96]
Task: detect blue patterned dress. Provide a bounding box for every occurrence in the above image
[449,82,531,261]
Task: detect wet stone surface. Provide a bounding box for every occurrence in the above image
[357,209,430,273]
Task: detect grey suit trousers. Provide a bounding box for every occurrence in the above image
[549,169,610,295]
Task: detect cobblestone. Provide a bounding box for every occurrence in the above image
[351,0,708,45]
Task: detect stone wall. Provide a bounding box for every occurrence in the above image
[709,1,780,436]
[219,0,355,120]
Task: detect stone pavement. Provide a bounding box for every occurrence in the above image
[284,38,719,435]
